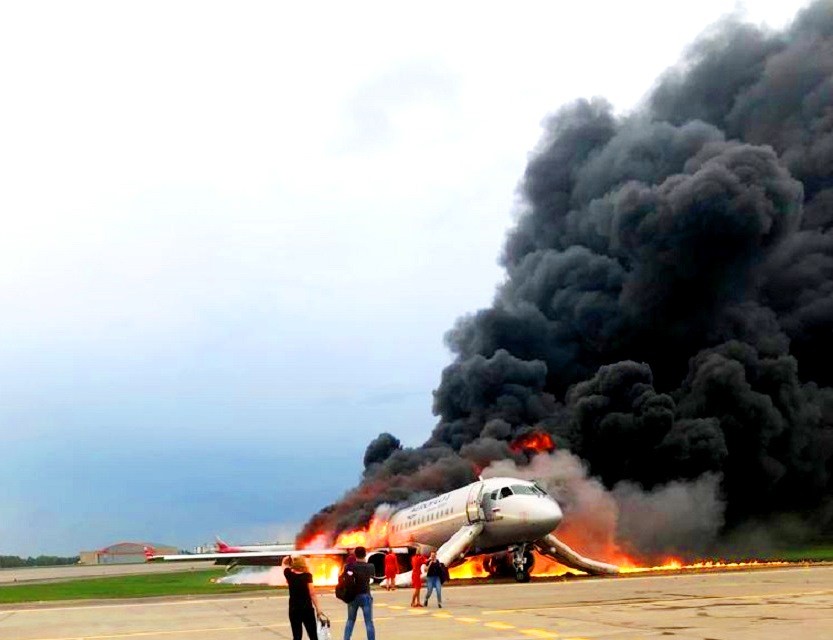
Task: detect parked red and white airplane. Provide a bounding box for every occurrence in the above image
[147,476,618,582]
[215,536,295,554]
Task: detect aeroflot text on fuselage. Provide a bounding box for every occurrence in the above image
[407,494,451,517]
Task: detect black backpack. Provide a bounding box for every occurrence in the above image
[335,569,359,603]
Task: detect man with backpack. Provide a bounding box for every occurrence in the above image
[339,546,376,640]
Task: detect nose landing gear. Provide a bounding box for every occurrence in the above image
[512,544,534,582]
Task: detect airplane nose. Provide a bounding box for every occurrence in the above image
[541,499,562,532]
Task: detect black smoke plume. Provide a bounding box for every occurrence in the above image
[300,1,833,555]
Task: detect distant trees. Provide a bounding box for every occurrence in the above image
[0,555,79,568]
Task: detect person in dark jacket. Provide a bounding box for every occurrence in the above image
[343,546,376,640]
[282,555,324,640]
[423,551,445,608]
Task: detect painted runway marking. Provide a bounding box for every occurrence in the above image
[477,588,833,614]
[485,621,516,630]
[455,616,481,623]
[432,612,453,618]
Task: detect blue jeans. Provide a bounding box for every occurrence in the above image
[344,593,375,640]
[425,576,442,604]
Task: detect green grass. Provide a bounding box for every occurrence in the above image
[0,569,274,604]
[769,546,833,562]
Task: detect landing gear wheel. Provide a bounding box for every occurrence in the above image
[512,544,535,582]
[512,544,533,582]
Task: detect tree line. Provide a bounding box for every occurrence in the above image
[0,555,79,568]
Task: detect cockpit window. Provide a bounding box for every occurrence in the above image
[510,484,537,496]
[499,486,513,499]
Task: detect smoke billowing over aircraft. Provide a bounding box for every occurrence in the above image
[301,1,833,562]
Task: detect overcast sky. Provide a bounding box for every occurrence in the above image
[0,0,810,556]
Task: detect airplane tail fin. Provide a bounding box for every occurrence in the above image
[143,546,156,560]
[215,536,230,552]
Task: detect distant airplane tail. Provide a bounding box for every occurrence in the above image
[143,546,155,560]
[215,536,232,552]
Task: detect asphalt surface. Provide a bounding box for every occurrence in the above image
[1,565,831,639]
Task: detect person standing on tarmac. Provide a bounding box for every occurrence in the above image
[282,555,324,640]
[423,551,445,608]
[343,546,376,640]
[383,549,398,591]
[410,549,426,607]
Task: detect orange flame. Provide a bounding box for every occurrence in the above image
[617,558,793,573]
[510,431,555,454]
[448,557,488,579]
[306,557,343,585]
[299,514,391,561]
[301,533,331,549]
[445,552,792,581]
[334,514,390,549]
[297,516,393,587]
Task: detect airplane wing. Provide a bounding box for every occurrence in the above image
[146,547,348,564]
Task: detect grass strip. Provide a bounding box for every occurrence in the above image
[769,546,833,562]
[0,569,273,604]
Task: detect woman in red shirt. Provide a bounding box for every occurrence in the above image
[410,550,426,607]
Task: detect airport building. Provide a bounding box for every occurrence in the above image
[79,542,178,565]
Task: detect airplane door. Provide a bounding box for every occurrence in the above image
[465,482,484,523]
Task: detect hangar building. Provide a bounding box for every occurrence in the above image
[79,541,178,565]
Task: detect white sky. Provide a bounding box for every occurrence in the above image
[0,0,811,555]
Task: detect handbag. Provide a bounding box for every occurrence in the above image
[317,612,332,640]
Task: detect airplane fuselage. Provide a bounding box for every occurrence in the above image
[148,475,619,578]
[387,476,562,554]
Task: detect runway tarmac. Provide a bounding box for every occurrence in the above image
[1,564,831,639]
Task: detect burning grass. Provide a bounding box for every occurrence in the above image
[446,552,804,582]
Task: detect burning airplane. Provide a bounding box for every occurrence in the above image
[299,0,833,566]
[155,2,833,577]
[149,474,617,583]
